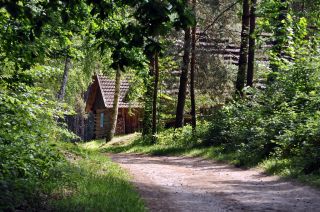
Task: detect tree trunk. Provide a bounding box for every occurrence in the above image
[142,56,155,137]
[80,115,85,140]
[175,27,191,128]
[269,0,288,76]
[74,115,78,139]
[152,52,159,141]
[57,56,71,101]
[106,67,121,142]
[274,0,288,57]
[246,0,257,87]
[190,0,197,131]
[235,0,250,95]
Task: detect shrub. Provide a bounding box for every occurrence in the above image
[0,74,73,210]
[140,121,209,148]
[205,39,320,170]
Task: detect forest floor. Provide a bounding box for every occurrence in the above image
[110,153,320,212]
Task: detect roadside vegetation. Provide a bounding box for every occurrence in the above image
[103,121,320,188]
[50,142,145,212]
[1,0,320,210]
[1,138,145,211]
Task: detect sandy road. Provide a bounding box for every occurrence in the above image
[110,154,320,212]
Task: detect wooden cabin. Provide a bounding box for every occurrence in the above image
[85,75,142,139]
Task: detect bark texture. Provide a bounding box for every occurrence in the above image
[247,0,257,87]
[235,0,250,94]
[106,68,121,142]
[142,57,155,137]
[152,52,159,139]
[57,56,72,101]
[190,0,197,131]
[176,27,191,128]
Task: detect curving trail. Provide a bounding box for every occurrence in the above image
[110,154,320,212]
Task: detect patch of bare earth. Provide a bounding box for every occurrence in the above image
[110,154,320,212]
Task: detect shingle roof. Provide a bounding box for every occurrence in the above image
[97,75,137,108]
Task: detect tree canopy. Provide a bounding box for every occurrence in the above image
[1,0,320,210]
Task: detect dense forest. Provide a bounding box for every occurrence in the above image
[1,0,320,211]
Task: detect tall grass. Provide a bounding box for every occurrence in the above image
[47,141,145,212]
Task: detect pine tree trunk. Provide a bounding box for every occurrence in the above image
[57,56,71,101]
[142,56,155,137]
[247,0,257,87]
[106,67,121,142]
[190,0,197,131]
[152,52,159,141]
[175,27,191,128]
[235,0,250,95]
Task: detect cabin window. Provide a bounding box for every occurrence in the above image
[100,112,104,128]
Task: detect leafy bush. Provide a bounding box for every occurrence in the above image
[140,121,209,148]
[0,73,74,210]
[206,33,320,171]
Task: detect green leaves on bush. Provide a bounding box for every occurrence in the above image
[0,74,74,210]
[206,32,320,171]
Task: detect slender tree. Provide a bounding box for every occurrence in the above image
[274,0,289,57]
[130,0,195,136]
[246,0,257,87]
[142,56,155,137]
[190,0,197,131]
[176,24,191,128]
[106,67,122,142]
[57,56,72,101]
[235,0,250,94]
[270,0,289,75]
[265,0,290,85]
[152,52,159,139]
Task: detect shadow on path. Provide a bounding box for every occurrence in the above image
[111,153,320,212]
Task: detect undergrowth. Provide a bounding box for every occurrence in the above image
[48,141,145,212]
[102,126,320,188]
[1,140,145,211]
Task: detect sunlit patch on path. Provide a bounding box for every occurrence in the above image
[111,154,320,212]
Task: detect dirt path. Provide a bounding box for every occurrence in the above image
[110,154,320,212]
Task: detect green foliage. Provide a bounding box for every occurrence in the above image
[0,1,196,207]
[0,0,90,70]
[206,17,320,170]
[200,0,320,172]
[153,124,207,148]
[0,70,76,210]
[49,142,145,212]
[104,122,210,155]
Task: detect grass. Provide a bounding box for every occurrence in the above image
[100,133,320,188]
[100,135,242,167]
[261,158,320,187]
[46,140,145,212]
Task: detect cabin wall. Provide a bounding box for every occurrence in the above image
[93,90,105,110]
[94,108,142,139]
[123,108,142,134]
[94,109,110,138]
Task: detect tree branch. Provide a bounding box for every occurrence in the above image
[197,0,241,41]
